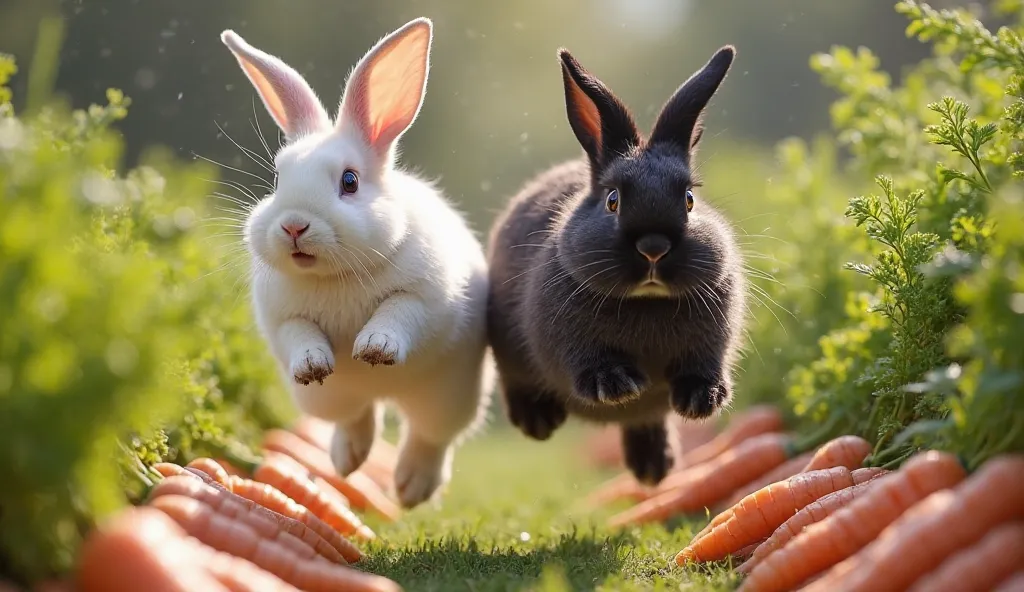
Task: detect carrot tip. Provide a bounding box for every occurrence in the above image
[357,525,377,540]
[674,548,696,566]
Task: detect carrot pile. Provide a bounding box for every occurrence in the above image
[587,405,1024,591]
[52,415,406,592]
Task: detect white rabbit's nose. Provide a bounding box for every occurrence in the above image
[281,222,310,239]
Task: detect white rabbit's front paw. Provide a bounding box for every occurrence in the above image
[290,347,335,385]
[352,330,407,366]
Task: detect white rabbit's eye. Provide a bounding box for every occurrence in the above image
[605,189,619,214]
[341,170,359,195]
[685,189,695,212]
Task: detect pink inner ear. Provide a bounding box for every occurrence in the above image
[222,30,328,138]
[344,23,430,151]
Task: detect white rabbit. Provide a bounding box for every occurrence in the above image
[220,18,492,508]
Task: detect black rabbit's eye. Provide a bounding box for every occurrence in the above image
[606,189,619,213]
[685,189,695,212]
[341,170,359,195]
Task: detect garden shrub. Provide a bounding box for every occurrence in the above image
[0,55,289,584]
[783,0,1024,464]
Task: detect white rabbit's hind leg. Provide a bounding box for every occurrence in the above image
[393,427,453,509]
[329,402,381,477]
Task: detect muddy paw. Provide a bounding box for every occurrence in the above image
[290,347,335,385]
[352,331,406,367]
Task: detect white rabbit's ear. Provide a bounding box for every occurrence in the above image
[338,18,432,155]
[221,30,330,139]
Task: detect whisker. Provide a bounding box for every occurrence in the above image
[342,245,382,294]
[542,258,616,291]
[553,265,620,322]
[593,281,620,319]
[509,243,552,250]
[207,177,262,204]
[251,97,276,162]
[216,120,274,174]
[192,152,271,186]
[211,191,257,210]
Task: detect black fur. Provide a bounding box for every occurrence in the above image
[486,46,745,486]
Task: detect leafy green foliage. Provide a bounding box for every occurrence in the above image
[781,1,1024,465]
[0,55,288,584]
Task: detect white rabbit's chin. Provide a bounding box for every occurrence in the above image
[289,252,318,269]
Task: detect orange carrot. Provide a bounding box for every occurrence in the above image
[148,476,345,564]
[154,462,213,482]
[699,433,869,542]
[187,458,232,488]
[995,572,1024,592]
[188,537,300,592]
[737,476,885,574]
[76,507,231,592]
[734,541,763,561]
[676,466,884,565]
[669,416,720,465]
[156,464,361,564]
[689,451,816,545]
[290,415,335,451]
[214,458,250,478]
[582,424,624,468]
[263,429,401,520]
[313,474,351,508]
[583,472,653,507]
[907,521,1024,592]
[739,450,966,592]
[676,405,783,469]
[800,435,871,472]
[608,433,794,527]
[150,494,330,564]
[718,451,815,512]
[228,475,364,565]
[255,452,375,540]
[802,454,1024,592]
[149,495,398,592]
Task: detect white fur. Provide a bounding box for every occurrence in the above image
[223,19,492,508]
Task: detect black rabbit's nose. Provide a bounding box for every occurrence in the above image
[636,234,672,263]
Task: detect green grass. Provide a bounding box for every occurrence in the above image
[361,421,740,592]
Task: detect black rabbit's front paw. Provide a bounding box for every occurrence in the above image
[505,388,567,441]
[622,424,672,485]
[573,364,649,404]
[670,374,731,419]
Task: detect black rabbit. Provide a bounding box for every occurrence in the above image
[486,45,745,485]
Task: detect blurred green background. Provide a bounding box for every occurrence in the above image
[1,0,944,231]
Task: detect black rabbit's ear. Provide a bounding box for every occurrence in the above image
[558,49,639,168]
[649,45,735,156]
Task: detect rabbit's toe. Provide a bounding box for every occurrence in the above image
[669,375,731,419]
[506,389,567,441]
[574,364,648,404]
[290,346,335,385]
[622,424,672,486]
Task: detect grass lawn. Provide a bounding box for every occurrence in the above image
[361,421,740,592]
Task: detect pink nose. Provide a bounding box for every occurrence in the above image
[281,222,310,239]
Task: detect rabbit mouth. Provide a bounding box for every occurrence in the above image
[629,278,671,298]
[290,251,317,268]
